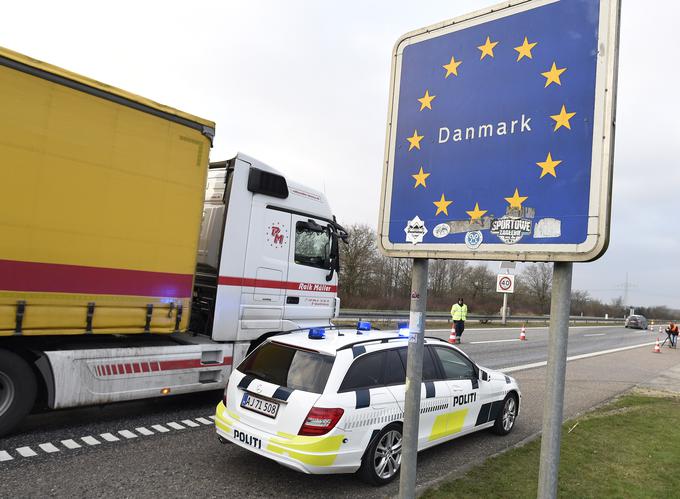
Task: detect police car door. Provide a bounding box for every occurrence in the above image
[430,346,483,439]
[387,347,452,450]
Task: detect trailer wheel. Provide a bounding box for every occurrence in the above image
[0,350,37,437]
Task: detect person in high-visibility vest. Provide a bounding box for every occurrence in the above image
[666,322,679,348]
[450,298,468,343]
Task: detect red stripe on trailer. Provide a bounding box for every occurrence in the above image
[106,365,112,376]
[150,362,160,372]
[218,276,337,293]
[141,363,150,373]
[159,356,232,371]
[0,258,193,298]
[133,363,141,373]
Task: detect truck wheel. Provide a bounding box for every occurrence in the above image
[0,350,37,437]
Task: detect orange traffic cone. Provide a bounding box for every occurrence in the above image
[653,338,661,353]
[519,325,527,341]
[449,325,457,344]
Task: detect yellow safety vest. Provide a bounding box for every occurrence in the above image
[451,303,468,321]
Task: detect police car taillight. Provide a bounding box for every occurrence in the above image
[298,407,344,436]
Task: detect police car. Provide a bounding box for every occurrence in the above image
[214,325,521,485]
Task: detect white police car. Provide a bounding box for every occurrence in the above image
[215,325,521,485]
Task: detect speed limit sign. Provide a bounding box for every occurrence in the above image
[496,274,515,294]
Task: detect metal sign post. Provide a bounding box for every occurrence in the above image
[537,262,572,499]
[398,258,428,499]
[377,1,620,496]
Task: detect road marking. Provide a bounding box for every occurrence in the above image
[100,433,120,442]
[470,339,521,344]
[167,422,185,430]
[61,439,81,449]
[181,419,200,428]
[135,427,154,436]
[0,451,13,462]
[427,325,621,333]
[501,341,657,374]
[152,424,170,433]
[118,430,138,439]
[196,417,213,425]
[38,443,60,453]
[81,436,101,446]
[209,415,215,420]
[16,447,37,457]
[584,333,606,337]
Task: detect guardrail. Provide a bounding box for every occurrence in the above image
[338,309,625,325]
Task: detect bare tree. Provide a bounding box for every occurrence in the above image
[338,224,376,300]
[520,263,553,313]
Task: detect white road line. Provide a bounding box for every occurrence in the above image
[470,339,521,344]
[500,341,657,374]
[181,419,200,428]
[167,422,185,430]
[135,427,154,436]
[61,439,81,449]
[38,443,60,453]
[0,451,13,462]
[209,415,215,420]
[427,325,621,333]
[16,447,37,458]
[81,436,101,446]
[584,333,606,337]
[152,424,170,433]
[100,433,120,442]
[118,430,138,439]
[196,417,213,425]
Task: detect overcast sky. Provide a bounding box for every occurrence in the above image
[2,1,678,310]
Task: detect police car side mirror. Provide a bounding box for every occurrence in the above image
[479,370,489,382]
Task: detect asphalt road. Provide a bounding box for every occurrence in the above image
[1,325,676,498]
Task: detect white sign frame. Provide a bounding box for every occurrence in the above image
[496,274,515,294]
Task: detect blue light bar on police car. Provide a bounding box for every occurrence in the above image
[397,321,409,337]
[356,321,371,332]
[308,328,326,340]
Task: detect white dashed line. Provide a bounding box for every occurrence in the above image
[61,439,82,449]
[16,447,37,457]
[81,436,101,446]
[38,443,60,453]
[4,414,214,462]
[100,433,120,442]
[584,333,606,337]
[470,339,521,344]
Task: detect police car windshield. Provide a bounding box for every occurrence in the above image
[238,342,333,394]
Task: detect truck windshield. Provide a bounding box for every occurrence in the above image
[295,222,331,269]
[237,341,334,394]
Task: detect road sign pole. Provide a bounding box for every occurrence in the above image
[537,261,573,499]
[398,257,428,499]
[502,293,508,325]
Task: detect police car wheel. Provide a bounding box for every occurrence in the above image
[358,423,403,485]
[492,393,518,436]
[0,350,37,437]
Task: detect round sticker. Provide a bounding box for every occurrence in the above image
[433,223,451,238]
[465,230,483,249]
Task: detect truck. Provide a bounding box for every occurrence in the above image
[0,46,346,436]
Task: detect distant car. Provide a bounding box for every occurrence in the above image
[625,315,648,329]
[215,327,521,485]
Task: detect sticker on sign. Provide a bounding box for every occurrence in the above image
[377,0,620,262]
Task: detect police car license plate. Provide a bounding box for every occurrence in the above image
[241,393,279,418]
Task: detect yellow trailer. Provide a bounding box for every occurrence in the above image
[0,46,215,336]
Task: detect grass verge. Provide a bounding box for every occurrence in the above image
[422,393,680,498]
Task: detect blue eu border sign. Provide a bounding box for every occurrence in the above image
[378,0,620,262]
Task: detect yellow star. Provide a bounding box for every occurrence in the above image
[466,202,488,221]
[433,194,453,216]
[550,105,576,131]
[412,166,430,188]
[514,36,537,61]
[478,36,499,60]
[541,62,567,87]
[504,188,528,209]
[417,90,436,111]
[442,55,462,78]
[406,130,424,150]
[536,152,562,178]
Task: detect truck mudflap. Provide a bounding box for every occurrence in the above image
[43,344,233,409]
